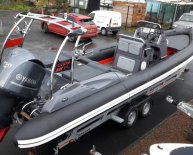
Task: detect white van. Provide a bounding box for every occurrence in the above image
[88,10,122,36]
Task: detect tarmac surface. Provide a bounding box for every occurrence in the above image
[0,11,193,155]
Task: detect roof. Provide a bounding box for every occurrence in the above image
[68,13,91,20]
[150,0,193,4]
[175,1,193,5]
[114,0,146,3]
[157,0,181,2]
[91,10,121,14]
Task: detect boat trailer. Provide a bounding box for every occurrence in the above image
[28,67,185,155]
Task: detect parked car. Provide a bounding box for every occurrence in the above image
[88,10,122,36]
[41,13,98,41]
[173,12,193,29]
[147,143,193,155]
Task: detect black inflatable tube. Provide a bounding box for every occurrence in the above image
[123,29,193,91]
[14,29,193,147]
[14,81,127,142]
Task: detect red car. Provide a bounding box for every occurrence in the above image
[41,13,98,41]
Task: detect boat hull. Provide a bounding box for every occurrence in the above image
[14,29,193,148]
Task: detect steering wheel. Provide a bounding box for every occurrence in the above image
[137,32,148,40]
[147,32,157,42]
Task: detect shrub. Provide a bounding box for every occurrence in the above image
[35,0,48,7]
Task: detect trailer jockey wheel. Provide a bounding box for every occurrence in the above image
[139,100,152,118]
[123,108,138,128]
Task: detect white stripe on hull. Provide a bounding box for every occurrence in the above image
[18,55,193,148]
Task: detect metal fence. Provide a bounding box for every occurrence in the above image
[175,4,193,20]
[146,2,193,27]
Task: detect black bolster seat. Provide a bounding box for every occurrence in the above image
[113,36,147,73]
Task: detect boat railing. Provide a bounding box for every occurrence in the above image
[0,12,87,100]
[0,12,83,61]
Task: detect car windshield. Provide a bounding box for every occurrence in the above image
[80,19,94,25]
[170,147,193,155]
[180,14,193,22]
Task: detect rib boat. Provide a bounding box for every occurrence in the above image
[0,12,193,151]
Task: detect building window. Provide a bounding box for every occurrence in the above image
[138,6,143,14]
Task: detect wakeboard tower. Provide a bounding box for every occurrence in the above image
[0,12,193,154]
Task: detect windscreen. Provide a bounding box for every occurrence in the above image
[170,147,193,155]
[180,14,193,22]
[80,19,94,25]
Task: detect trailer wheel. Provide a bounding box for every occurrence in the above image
[139,100,152,118]
[42,23,49,33]
[101,28,107,36]
[123,108,138,128]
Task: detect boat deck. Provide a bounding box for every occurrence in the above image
[167,34,189,51]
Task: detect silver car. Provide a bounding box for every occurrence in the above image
[173,13,193,29]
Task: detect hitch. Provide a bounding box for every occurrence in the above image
[53,146,59,155]
[90,145,102,155]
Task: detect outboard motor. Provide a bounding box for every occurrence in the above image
[0,48,45,141]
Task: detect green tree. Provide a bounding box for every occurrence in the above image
[35,0,48,7]
[55,0,69,10]
[35,0,69,10]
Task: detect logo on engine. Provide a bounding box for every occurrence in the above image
[3,61,12,68]
[16,74,22,81]
[16,74,37,85]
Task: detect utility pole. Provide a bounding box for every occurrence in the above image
[74,0,75,13]
[0,20,3,37]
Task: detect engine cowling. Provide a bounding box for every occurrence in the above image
[0,48,45,132]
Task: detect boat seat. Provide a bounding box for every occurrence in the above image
[113,36,148,73]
